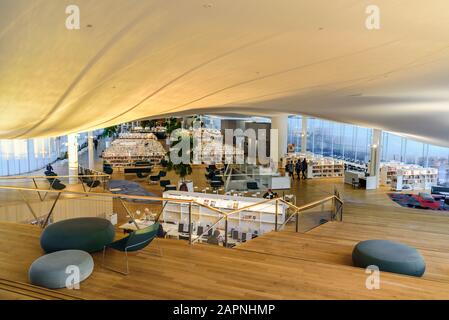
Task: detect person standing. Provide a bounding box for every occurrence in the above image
[288,161,294,179]
[94,138,99,151]
[301,158,308,179]
[295,160,302,179]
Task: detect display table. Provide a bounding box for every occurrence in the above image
[359,176,377,190]
[344,170,364,185]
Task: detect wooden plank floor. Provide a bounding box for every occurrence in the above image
[2,206,449,299]
[2,166,449,299]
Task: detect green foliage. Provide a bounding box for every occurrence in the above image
[102,125,118,138]
[165,117,181,135]
[141,119,157,128]
[166,129,193,181]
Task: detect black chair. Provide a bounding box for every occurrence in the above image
[206,230,221,245]
[149,175,161,184]
[207,164,217,172]
[86,179,101,188]
[79,173,101,189]
[210,180,223,190]
[247,181,258,190]
[51,181,66,190]
[352,178,360,189]
[160,180,170,188]
[160,159,168,167]
[136,171,148,178]
[102,222,161,275]
[44,171,66,190]
[164,185,177,191]
[103,164,113,175]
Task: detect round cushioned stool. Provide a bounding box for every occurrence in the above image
[352,240,426,277]
[29,250,94,289]
[41,217,115,253]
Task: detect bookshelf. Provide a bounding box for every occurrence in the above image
[391,167,438,191]
[161,191,286,236]
[284,153,344,179]
[102,137,166,167]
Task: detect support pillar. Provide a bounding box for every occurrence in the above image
[87,131,95,170]
[369,129,382,188]
[270,115,289,167]
[301,116,308,153]
[67,133,79,185]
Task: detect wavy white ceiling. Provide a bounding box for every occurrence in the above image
[1,0,449,146]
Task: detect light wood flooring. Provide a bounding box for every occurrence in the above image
[1,174,449,299]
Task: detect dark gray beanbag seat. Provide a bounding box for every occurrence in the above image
[41,217,115,253]
[29,250,93,289]
[352,240,425,277]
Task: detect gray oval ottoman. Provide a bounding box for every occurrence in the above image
[352,240,426,277]
[41,217,115,253]
[29,250,94,289]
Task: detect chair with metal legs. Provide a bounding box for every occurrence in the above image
[102,222,161,275]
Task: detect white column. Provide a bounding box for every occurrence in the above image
[301,116,308,153]
[67,133,79,184]
[369,129,382,187]
[87,131,95,170]
[270,115,289,166]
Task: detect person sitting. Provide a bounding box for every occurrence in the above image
[263,189,276,199]
[206,230,223,245]
[45,163,54,173]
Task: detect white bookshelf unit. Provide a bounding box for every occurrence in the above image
[391,168,438,191]
[162,191,286,237]
[102,136,166,167]
[284,153,344,179]
[380,163,438,190]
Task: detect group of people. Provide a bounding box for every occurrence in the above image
[285,158,308,180]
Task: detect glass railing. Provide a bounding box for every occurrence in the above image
[0,179,343,247]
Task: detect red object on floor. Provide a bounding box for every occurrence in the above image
[412,195,440,210]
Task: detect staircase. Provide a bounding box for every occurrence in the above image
[0,278,82,300]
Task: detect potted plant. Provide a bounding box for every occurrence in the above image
[166,128,193,191]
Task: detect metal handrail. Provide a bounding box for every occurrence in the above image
[191,194,343,245]
[0,184,343,241]
[0,174,110,180]
[0,184,243,229]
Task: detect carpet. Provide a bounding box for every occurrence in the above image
[388,193,449,211]
[109,180,159,203]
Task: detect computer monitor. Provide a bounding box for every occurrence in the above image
[232,230,239,240]
[197,226,204,236]
[178,223,184,233]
